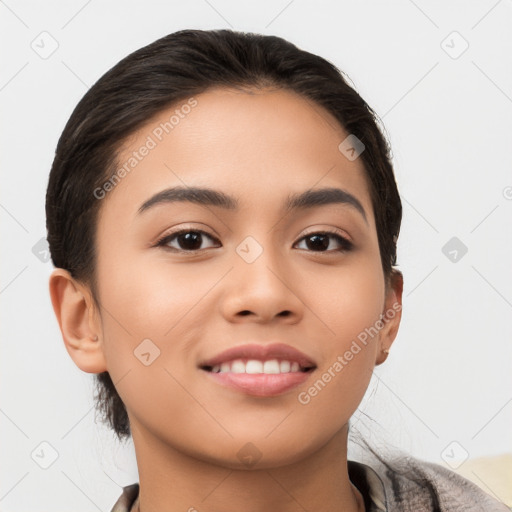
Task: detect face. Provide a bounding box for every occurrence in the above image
[88,87,401,468]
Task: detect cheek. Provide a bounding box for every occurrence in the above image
[311,251,386,343]
[94,250,223,389]
[293,279,384,439]
[97,251,212,338]
[302,255,384,401]
[93,255,215,437]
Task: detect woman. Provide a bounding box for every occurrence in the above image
[46,29,508,511]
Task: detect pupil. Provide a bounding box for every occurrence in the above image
[307,234,328,251]
[179,232,202,250]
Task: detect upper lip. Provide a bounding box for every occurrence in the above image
[199,343,317,369]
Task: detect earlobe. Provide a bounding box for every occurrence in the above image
[375,269,403,366]
[49,269,107,373]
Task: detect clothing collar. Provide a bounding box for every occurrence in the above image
[110,459,388,512]
[348,459,388,511]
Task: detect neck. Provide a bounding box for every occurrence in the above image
[130,423,364,512]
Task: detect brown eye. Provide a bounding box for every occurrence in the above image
[295,231,353,252]
[156,229,219,252]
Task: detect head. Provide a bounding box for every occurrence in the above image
[47,29,403,466]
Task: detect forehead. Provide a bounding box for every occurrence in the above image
[102,87,373,220]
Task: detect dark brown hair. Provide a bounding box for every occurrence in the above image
[46,28,402,441]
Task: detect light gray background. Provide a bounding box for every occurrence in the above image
[1,1,511,510]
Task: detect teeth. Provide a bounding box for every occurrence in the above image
[208,359,308,374]
[246,360,263,374]
[279,360,291,373]
[263,360,280,374]
[231,360,246,373]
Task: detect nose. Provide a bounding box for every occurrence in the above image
[219,241,304,325]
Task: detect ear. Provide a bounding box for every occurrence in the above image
[49,268,107,373]
[375,269,403,365]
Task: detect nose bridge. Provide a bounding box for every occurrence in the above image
[222,231,302,321]
[235,232,286,290]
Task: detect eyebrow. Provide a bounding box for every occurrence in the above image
[138,186,368,223]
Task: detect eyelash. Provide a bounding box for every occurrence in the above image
[155,228,353,254]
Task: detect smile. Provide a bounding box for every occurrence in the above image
[203,358,314,374]
[198,343,317,397]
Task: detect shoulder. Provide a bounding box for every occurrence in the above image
[358,453,510,511]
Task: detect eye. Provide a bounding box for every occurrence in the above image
[155,228,353,254]
[294,230,353,253]
[155,229,220,252]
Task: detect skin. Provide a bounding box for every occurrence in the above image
[50,87,403,512]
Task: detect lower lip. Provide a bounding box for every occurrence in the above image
[202,369,314,397]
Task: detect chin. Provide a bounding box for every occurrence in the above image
[193,436,324,471]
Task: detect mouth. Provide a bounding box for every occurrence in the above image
[198,343,317,397]
[200,359,316,374]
